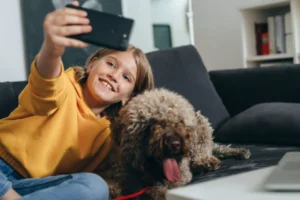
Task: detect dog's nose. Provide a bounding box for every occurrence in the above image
[171,141,180,151]
[166,136,181,153]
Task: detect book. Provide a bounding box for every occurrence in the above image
[267,16,276,54]
[284,12,293,54]
[275,15,285,53]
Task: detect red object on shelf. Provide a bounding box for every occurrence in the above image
[255,22,268,55]
[262,32,270,55]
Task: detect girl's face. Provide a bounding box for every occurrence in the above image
[85,51,137,107]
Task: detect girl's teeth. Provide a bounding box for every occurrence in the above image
[103,81,112,90]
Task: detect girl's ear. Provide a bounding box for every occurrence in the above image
[87,57,98,73]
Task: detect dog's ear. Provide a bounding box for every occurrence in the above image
[195,110,214,136]
[120,122,155,172]
[195,111,211,128]
[193,110,214,151]
[120,118,160,168]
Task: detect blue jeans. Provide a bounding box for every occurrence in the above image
[0,158,109,200]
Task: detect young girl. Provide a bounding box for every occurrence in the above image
[0,1,154,200]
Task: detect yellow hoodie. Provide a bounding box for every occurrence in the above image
[0,59,112,178]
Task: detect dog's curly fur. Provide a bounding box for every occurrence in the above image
[96,88,251,200]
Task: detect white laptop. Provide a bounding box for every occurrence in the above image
[263,151,300,191]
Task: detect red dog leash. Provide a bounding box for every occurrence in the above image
[113,187,152,200]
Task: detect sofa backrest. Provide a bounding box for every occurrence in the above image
[146,45,229,130]
[0,45,230,130]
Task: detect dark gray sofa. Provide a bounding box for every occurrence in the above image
[146,45,300,183]
[1,45,300,184]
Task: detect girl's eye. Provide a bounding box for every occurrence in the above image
[107,62,115,68]
[123,75,130,82]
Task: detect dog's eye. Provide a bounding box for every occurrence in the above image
[186,134,191,139]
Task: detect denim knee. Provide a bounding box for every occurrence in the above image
[72,172,109,200]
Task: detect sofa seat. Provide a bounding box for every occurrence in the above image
[191,143,300,184]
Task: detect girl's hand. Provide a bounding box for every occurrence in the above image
[42,1,92,58]
[36,1,92,78]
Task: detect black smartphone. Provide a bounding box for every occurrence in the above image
[66,4,134,51]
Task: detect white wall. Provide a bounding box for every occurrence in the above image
[2,0,275,81]
[151,0,190,47]
[0,0,26,81]
[121,0,155,53]
[192,0,274,70]
[122,0,191,52]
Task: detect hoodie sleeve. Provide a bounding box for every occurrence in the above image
[18,57,69,116]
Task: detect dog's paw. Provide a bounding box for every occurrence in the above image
[108,181,121,199]
[236,148,251,160]
[213,144,251,160]
[206,156,221,171]
[148,186,167,200]
[191,156,221,174]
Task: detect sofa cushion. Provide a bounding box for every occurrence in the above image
[146,45,230,130]
[214,102,300,145]
[0,81,28,119]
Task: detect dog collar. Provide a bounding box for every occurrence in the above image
[113,187,152,200]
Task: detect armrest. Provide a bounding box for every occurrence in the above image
[209,65,300,116]
[0,81,28,119]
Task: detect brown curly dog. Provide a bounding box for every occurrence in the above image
[95,88,251,200]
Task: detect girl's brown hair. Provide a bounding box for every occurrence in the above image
[72,45,155,118]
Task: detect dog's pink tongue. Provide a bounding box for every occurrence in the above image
[163,158,181,182]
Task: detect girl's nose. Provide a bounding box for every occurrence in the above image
[107,73,118,83]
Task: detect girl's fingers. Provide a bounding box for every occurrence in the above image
[58,7,87,17]
[53,25,92,36]
[42,1,90,49]
[52,36,88,48]
[54,15,90,26]
[71,1,79,6]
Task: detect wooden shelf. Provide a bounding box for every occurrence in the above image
[240,0,300,67]
[247,54,293,62]
[240,0,290,11]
